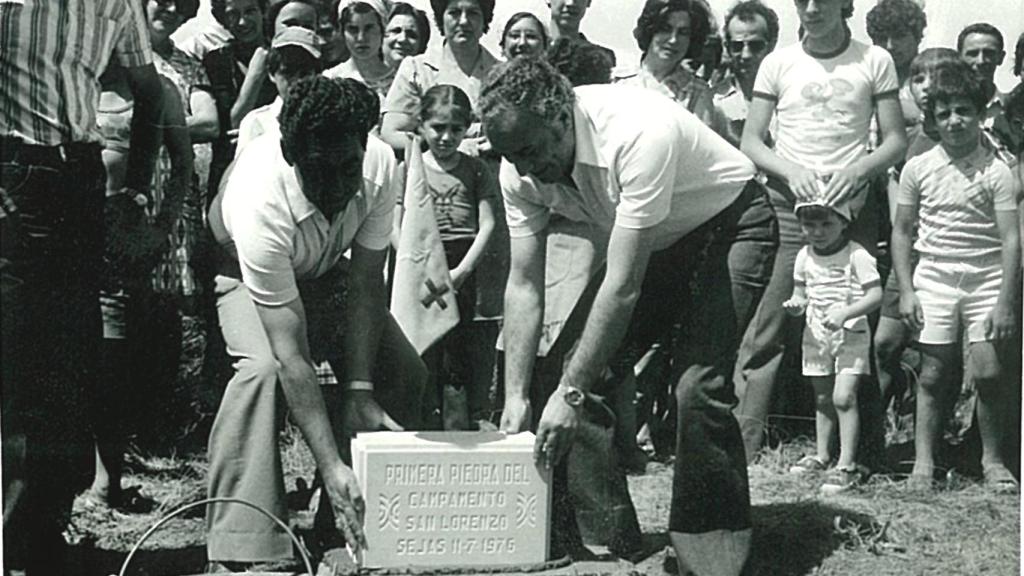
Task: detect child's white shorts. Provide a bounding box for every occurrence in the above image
[802,327,871,377]
[913,254,1003,345]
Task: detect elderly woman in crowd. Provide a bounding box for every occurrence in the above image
[325,0,396,103]
[383,2,431,68]
[501,12,549,60]
[616,0,716,127]
[380,0,499,154]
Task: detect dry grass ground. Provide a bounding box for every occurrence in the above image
[66,428,1019,576]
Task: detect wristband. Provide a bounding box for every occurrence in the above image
[342,380,374,392]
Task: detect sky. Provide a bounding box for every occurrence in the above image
[177,0,1024,91]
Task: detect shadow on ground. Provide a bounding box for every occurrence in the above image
[72,544,206,576]
[748,501,879,576]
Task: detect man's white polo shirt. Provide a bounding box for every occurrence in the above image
[501,84,756,251]
[215,133,397,306]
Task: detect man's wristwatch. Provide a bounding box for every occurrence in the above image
[558,385,585,409]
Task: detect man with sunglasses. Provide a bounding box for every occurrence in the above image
[712,0,779,149]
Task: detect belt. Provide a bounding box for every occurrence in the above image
[1,137,98,168]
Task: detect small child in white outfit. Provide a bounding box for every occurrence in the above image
[785,200,883,494]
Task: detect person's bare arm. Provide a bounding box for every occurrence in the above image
[891,204,922,330]
[340,243,403,432]
[740,96,819,202]
[123,63,164,191]
[986,209,1021,340]
[380,112,417,154]
[255,299,368,551]
[450,197,495,289]
[824,285,882,330]
[187,88,220,143]
[499,232,547,434]
[822,97,908,205]
[230,47,269,129]
[534,224,656,468]
[153,78,192,236]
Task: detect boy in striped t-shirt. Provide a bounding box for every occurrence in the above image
[783,199,882,494]
[892,59,1021,493]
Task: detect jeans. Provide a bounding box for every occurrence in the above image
[1,142,105,573]
[206,268,427,562]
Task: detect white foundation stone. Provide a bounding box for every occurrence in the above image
[351,431,551,569]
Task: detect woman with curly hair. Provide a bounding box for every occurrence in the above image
[380,0,499,154]
[204,75,425,571]
[615,0,716,127]
[325,0,396,105]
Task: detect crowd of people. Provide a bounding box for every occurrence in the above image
[2,0,1023,574]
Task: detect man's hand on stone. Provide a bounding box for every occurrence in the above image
[500,396,532,434]
[323,461,368,553]
[534,395,580,469]
[341,390,403,436]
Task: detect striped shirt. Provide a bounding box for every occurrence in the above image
[898,143,1019,259]
[1,0,153,146]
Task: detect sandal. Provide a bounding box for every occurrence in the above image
[983,465,1020,494]
[789,455,829,475]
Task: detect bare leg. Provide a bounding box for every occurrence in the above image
[809,376,837,464]
[970,341,1009,471]
[912,344,957,479]
[832,373,862,469]
[874,316,908,409]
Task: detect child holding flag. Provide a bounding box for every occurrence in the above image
[393,84,497,429]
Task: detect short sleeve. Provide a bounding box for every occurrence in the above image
[382,56,424,116]
[751,53,780,102]
[473,157,498,201]
[613,124,677,230]
[501,160,550,238]
[228,177,301,306]
[114,0,154,68]
[990,160,1021,211]
[851,247,881,290]
[235,112,262,156]
[870,47,900,102]
[354,139,398,251]
[793,247,808,284]
[897,157,923,206]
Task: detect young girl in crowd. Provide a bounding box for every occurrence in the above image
[892,59,1021,492]
[394,85,497,430]
[325,0,395,105]
[784,200,882,493]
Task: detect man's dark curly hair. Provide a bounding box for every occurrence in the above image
[279,76,376,157]
[388,2,432,54]
[957,22,1004,53]
[264,0,321,43]
[633,0,711,60]
[211,0,269,28]
[546,37,613,86]
[925,58,988,120]
[865,0,926,44]
[480,57,575,131]
[723,1,779,49]
[429,0,495,36]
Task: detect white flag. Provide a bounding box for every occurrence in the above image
[390,138,460,353]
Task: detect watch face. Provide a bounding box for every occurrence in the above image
[563,388,584,407]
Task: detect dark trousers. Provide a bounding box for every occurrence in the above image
[2,142,106,574]
[625,181,777,533]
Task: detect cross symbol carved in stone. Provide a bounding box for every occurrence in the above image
[421,278,450,310]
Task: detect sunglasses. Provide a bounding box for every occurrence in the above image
[727,39,768,54]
